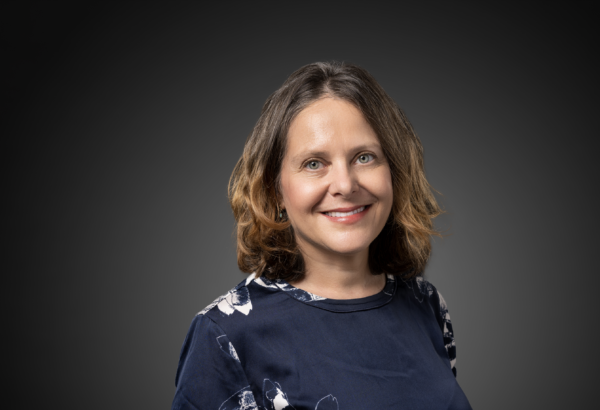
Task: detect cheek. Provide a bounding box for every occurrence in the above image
[372,167,394,208]
[281,176,325,214]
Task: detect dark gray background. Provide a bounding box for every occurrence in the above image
[6,2,598,409]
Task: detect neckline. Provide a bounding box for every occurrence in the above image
[252,273,397,313]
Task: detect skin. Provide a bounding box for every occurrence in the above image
[279,97,394,299]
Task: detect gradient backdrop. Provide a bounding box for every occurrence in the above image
[7,2,598,409]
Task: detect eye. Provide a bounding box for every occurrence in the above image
[356,153,374,164]
[306,160,322,170]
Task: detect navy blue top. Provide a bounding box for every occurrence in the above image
[172,273,472,409]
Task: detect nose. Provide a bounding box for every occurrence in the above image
[328,163,359,197]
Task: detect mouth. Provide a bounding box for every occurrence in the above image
[321,205,371,218]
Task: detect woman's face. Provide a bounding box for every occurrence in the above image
[279,97,393,261]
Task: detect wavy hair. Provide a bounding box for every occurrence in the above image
[228,61,441,282]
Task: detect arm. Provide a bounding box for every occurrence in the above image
[172,314,257,410]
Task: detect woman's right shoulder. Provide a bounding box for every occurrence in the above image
[195,272,283,321]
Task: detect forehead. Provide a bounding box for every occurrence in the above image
[286,98,380,156]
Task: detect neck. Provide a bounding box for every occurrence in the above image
[289,239,385,300]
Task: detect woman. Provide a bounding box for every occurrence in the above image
[172,62,472,409]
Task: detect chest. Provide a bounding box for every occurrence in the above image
[230,303,464,409]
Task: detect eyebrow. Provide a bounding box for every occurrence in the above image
[290,143,382,163]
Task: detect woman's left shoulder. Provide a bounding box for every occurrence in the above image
[402,276,457,373]
[403,276,449,315]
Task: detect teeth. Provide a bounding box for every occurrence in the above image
[324,206,365,217]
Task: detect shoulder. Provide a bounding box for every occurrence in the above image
[196,276,254,317]
[402,276,457,374]
[196,273,289,322]
[403,276,448,317]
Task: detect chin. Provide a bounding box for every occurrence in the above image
[296,228,377,258]
[323,239,373,256]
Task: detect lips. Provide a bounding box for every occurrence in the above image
[323,206,366,217]
[321,205,371,222]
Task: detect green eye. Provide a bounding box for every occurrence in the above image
[357,154,373,164]
[307,161,321,170]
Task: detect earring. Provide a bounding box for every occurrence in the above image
[277,205,286,221]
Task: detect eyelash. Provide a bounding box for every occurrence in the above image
[303,153,376,170]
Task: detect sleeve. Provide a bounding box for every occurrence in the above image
[172,314,258,410]
[430,289,458,377]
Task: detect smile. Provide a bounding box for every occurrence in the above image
[323,206,366,217]
[320,205,372,224]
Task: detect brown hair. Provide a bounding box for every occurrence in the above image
[228,61,441,282]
